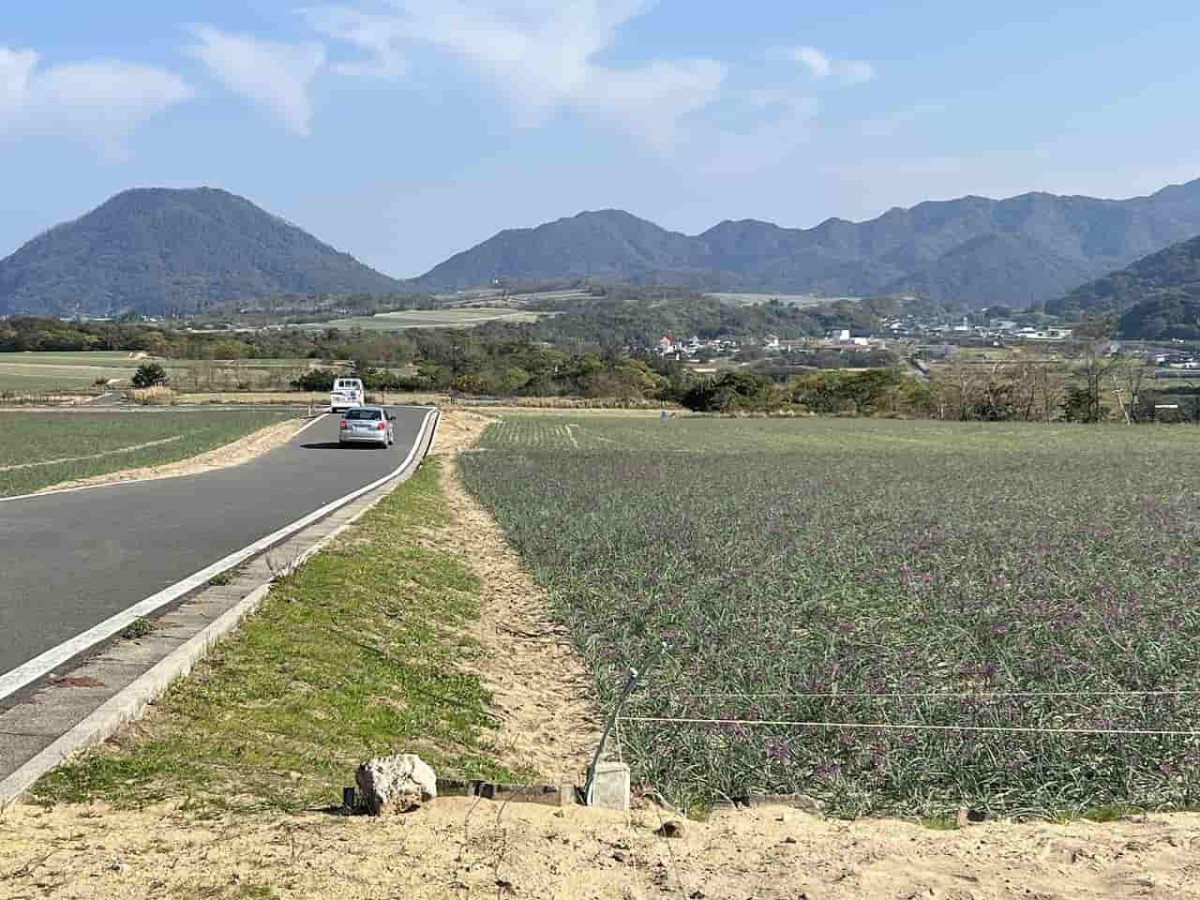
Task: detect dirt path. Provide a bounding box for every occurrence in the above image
[430,409,602,782]
[4,797,1200,899]
[26,417,307,495]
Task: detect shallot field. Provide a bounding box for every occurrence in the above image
[461,415,1200,819]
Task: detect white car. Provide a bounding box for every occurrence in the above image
[330,377,365,413]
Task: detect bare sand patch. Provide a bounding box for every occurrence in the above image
[5,797,1200,899]
[28,417,307,495]
[430,409,602,783]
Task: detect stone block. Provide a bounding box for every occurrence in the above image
[589,760,630,811]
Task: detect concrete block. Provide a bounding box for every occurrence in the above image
[477,781,575,807]
[436,778,476,797]
[589,761,630,811]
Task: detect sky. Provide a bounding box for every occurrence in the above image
[3,1,1200,278]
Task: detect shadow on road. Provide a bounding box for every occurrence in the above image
[301,441,378,450]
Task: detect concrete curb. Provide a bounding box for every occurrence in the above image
[0,410,440,808]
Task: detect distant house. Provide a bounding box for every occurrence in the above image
[1016,326,1074,341]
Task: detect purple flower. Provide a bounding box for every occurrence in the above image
[764,737,793,763]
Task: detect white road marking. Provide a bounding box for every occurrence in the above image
[0,436,184,473]
[0,408,437,703]
[292,413,328,438]
[0,415,326,505]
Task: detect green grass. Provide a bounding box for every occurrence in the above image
[33,460,523,812]
[0,409,294,496]
[461,415,1200,819]
[296,308,542,332]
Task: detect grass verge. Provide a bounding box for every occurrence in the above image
[33,458,524,812]
[0,409,295,496]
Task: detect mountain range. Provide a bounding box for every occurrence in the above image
[416,181,1200,307]
[1049,233,1200,339]
[5,181,1200,316]
[0,188,402,316]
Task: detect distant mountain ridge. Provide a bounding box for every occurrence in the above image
[416,180,1200,307]
[9,180,1200,317]
[0,188,402,316]
[1049,233,1200,339]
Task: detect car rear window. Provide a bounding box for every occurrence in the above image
[344,408,381,420]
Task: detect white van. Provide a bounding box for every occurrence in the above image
[330,377,365,413]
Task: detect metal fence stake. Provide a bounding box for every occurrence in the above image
[584,667,640,805]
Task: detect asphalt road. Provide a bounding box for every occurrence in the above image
[0,407,434,678]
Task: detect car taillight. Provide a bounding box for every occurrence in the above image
[377,421,387,430]
[340,421,349,429]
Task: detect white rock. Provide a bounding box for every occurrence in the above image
[355,754,438,814]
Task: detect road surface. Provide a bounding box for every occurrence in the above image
[0,407,434,679]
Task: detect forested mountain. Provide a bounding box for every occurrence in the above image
[416,180,1200,307]
[1049,234,1200,339]
[9,180,1200,317]
[0,188,402,316]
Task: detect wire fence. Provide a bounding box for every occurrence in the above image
[619,685,1200,737]
[607,674,1200,817]
[670,688,1200,700]
[618,716,1200,738]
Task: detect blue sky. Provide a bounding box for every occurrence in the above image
[3,1,1200,277]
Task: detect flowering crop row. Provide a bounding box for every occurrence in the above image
[461,414,1200,818]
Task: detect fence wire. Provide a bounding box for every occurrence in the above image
[619,715,1200,737]
[667,688,1200,700]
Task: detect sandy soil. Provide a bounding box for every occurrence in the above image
[4,797,1200,899]
[28,417,307,495]
[431,409,602,782]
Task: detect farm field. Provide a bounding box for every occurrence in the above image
[707,291,858,307]
[0,352,324,394]
[0,408,295,496]
[295,307,542,332]
[461,415,1200,819]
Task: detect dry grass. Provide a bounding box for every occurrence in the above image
[129,386,178,406]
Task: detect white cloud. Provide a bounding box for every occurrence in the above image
[298,7,407,78]
[789,45,875,85]
[303,0,724,149]
[188,26,326,135]
[792,46,832,80]
[0,47,192,158]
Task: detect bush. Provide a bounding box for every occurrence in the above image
[681,370,774,413]
[132,362,168,388]
[291,368,340,392]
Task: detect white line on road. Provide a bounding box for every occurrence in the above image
[0,415,327,505]
[292,413,328,438]
[0,408,437,704]
[0,436,184,473]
